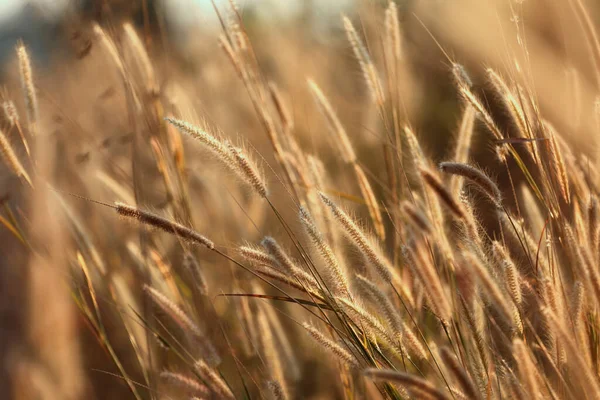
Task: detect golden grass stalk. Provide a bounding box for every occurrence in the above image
[299,207,351,298]
[123,22,159,95]
[354,163,386,240]
[570,281,590,367]
[543,307,600,397]
[491,242,522,307]
[385,2,402,63]
[307,79,356,163]
[541,277,561,318]
[262,300,301,382]
[439,347,481,400]
[302,322,359,369]
[511,340,541,398]
[573,201,589,243]
[219,34,244,78]
[364,369,450,400]
[458,198,485,254]
[226,141,268,198]
[240,245,277,267]
[266,380,287,400]
[486,69,529,139]
[356,275,398,331]
[92,23,126,80]
[165,117,233,165]
[497,211,548,275]
[194,359,235,399]
[318,192,397,284]
[452,63,473,89]
[462,253,514,327]
[143,285,204,338]
[1,99,29,156]
[115,202,214,249]
[260,237,320,289]
[571,281,585,328]
[540,277,567,365]
[254,266,323,300]
[268,81,293,132]
[166,117,268,197]
[416,161,451,260]
[260,237,300,275]
[337,297,401,355]
[439,162,501,206]
[0,129,31,186]
[282,151,308,189]
[403,243,452,322]
[160,371,210,396]
[564,224,600,308]
[458,86,504,140]
[403,125,426,170]
[183,253,208,296]
[2,100,18,126]
[520,184,545,238]
[357,274,427,359]
[459,297,489,386]
[342,16,385,104]
[306,155,342,250]
[257,307,289,400]
[16,42,37,137]
[450,105,476,195]
[544,121,571,204]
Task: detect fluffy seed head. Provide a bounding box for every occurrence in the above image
[342,16,385,104]
[492,242,522,306]
[240,245,277,268]
[160,371,210,396]
[260,236,319,289]
[458,86,504,140]
[319,192,396,283]
[452,63,473,88]
[194,359,235,399]
[115,202,214,249]
[0,129,31,186]
[439,347,481,400]
[165,117,233,166]
[354,164,385,240]
[303,322,359,369]
[16,42,37,135]
[439,162,502,206]
[299,207,351,298]
[2,101,18,126]
[226,141,268,198]
[144,285,204,338]
[364,369,450,400]
[384,1,402,63]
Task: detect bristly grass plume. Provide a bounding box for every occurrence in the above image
[5,1,600,399]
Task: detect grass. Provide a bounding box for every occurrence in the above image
[1,0,600,399]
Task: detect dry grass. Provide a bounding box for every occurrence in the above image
[2,0,600,399]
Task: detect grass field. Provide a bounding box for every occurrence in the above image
[1,0,600,399]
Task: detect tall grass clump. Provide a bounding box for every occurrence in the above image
[3,0,600,399]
